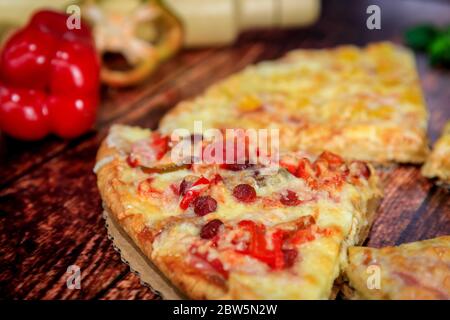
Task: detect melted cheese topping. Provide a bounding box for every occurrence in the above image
[100,125,382,299]
[159,42,428,163]
[346,236,450,300]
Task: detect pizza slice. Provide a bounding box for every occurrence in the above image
[159,42,429,164]
[343,236,450,300]
[95,125,382,299]
[421,121,450,184]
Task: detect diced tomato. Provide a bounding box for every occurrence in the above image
[194,176,210,186]
[290,228,315,245]
[179,190,198,210]
[280,160,297,175]
[194,218,318,273]
[151,132,170,160]
[210,174,223,185]
[317,151,344,168]
[295,215,316,229]
[237,221,292,270]
[179,176,210,210]
[126,154,139,168]
[295,158,314,180]
[269,230,287,269]
[237,220,255,230]
[313,159,327,177]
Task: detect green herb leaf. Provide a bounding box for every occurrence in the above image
[405,24,438,51]
[428,33,450,67]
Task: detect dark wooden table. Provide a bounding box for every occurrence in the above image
[0,0,449,300]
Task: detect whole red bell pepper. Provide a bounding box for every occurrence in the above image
[0,10,99,140]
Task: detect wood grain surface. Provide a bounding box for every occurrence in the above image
[0,0,449,300]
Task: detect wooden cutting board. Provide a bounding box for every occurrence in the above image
[0,0,448,299]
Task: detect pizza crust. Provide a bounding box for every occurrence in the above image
[343,236,450,300]
[97,140,233,299]
[159,42,429,164]
[422,121,450,184]
[96,128,383,299]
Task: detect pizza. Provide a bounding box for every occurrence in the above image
[343,236,450,300]
[422,121,450,184]
[159,42,429,164]
[95,124,382,299]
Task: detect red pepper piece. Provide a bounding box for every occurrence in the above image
[290,228,315,245]
[193,176,210,186]
[179,176,210,210]
[150,133,170,160]
[126,154,140,168]
[236,220,308,270]
[268,229,286,270]
[208,257,228,279]
[295,158,314,180]
[179,190,197,210]
[237,220,286,269]
[280,160,297,175]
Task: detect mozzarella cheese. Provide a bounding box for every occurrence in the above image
[96,125,382,299]
[159,42,429,163]
[345,236,450,300]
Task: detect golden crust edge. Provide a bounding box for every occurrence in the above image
[96,139,229,299]
[96,134,383,300]
[96,141,153,255]
[341,236,450,300]
[160,104,430,165]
